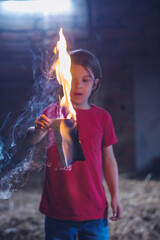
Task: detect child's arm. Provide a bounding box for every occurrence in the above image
[26,114,50,145]
[103,145,123,221]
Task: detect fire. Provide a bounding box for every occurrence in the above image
[49,29,85,168]
[53,28,76,120]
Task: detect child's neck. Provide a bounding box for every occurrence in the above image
[73,103,92,110]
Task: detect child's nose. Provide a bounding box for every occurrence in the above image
[75,79,82,88]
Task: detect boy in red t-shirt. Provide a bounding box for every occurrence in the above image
[27,49,123,240]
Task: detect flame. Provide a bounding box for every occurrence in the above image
[54,28,76,120]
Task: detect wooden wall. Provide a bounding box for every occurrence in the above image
[0,0,160,172]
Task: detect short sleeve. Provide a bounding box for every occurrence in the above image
[102,111,118,148]
[42,102,60,119]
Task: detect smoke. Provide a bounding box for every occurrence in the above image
[0,50,60,199]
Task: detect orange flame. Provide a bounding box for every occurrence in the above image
[54,28,76,120]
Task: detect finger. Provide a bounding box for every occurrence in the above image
[35,124,44,131]
[35,120,46,128]
[35,114,50,131]
[109,207,118,221]
[109,214,120,221]
[113,207,117,218]
[36,118,50,127]
[41,119,50,126]
[109,207,122,221]
[35,120,49,130]
[117,205,123,219]
[36,120,50,129]
[36,115,50,124]
[109,216,121,221]
[40,114,50,123]
[35,123,45,130]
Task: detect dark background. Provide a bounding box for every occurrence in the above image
[0,0,160,174]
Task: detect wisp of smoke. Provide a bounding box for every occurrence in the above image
[0,50,60,199]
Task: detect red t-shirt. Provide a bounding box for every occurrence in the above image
[39,103,117,221]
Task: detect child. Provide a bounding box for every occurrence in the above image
[26,49,123,240]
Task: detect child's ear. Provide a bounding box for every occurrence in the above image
[93,78,100,91]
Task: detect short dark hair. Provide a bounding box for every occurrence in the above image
[69,49,102,92]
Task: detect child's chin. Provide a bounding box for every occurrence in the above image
[71,98,81,104]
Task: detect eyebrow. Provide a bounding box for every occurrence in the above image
[72,74,92,79]
[82,74,92,78]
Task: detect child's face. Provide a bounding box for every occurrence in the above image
[70,64,98,109]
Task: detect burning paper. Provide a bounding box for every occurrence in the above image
[51,28,85,167]
[50,119,85,167]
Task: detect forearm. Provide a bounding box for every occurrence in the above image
[26,114,50,145]
[103,146,120,198]
[104,155,120,198]
[26,126,48,145]
[103,145,122,220]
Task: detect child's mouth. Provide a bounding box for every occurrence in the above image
[74,93,82,96]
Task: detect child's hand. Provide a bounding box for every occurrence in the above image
[109,196,123,221]
[35,114,51,132]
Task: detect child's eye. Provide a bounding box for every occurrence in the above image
[83,79,90,83]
